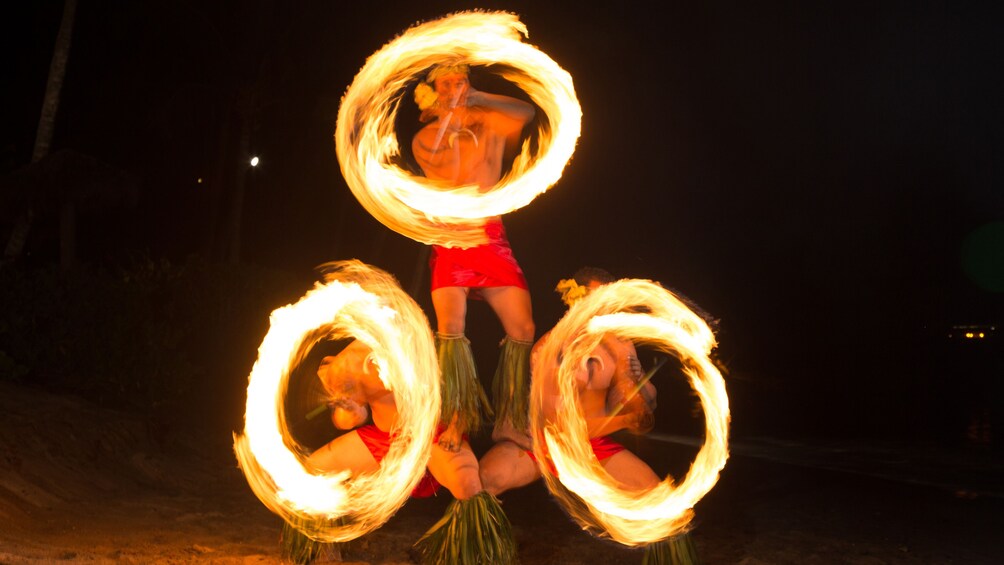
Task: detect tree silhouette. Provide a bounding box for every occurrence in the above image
[3,0,77,267]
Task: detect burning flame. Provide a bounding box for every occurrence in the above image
[334,11,582,248]
[233,261,440,542]
[531,280,730,546]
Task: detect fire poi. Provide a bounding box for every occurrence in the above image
[334,10,582,248]
[233,261,440,542]
[531,279,730,546]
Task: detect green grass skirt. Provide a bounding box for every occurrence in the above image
[279,517,346,564]
[491,336,532,433]
[642,533,701,565]
[436,333,491,434]
[413,491,518,565]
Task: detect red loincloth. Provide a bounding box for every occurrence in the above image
[355,424,455,498]
[429,218,527,297]
[526,435,626,476]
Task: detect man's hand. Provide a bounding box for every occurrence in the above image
[626,410,655,435]
[465,87,483,107]
[627,354,643,379]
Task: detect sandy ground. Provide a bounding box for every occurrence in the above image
[1,379,1002,565]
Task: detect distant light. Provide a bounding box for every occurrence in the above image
[197,177,203,184]
[250,156,260,167]
[948,323,997,341]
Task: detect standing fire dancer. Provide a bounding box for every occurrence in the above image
[411,61,537,452]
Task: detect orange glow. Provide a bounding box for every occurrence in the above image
[334,11,582,248]
[531,280,730,545]
[233,261,440,542]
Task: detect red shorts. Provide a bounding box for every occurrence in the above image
[527,436,626,476]
[430,218,527,297]
[355,424,454,498]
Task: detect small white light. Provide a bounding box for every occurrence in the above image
[250,156,260,167]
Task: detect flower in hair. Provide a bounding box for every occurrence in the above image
[414,82,438,111]
[555,278,589,307]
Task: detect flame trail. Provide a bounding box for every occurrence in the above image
[334,11,581,248]
[531,280,730,546]
[233,261,440,542]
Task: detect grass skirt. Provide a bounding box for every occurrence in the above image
[642,533,701,565]
[413,491,518,564]
[279,517,345,564]
[491,336,532,433]
[436,333,491,435]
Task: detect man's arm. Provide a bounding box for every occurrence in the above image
[573,355,635,438]
[539,335,649,438]
[467,88,535,125]
[316,340,371,396]
[606,340,657,404]
[469,88,535,155]
[581,336,656,436]
[585,412,652,438]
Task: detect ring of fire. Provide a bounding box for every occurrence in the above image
[334,11,582,249]
[530,280,730,546]
[233,262,440,542]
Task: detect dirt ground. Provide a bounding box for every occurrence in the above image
[1,379,1002,565]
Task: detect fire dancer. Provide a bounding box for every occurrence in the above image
[480,266,704,564]
[411,62,537,451]
[479,267,658,496]
[307,339,481,497]
[287,338,516,564]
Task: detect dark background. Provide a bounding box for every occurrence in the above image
[2,1,1002,447]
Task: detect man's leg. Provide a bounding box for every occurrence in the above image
[482,286,535,431]
[431,286,490,446]
[479,439,541,497]
[481,286,535,342]
[600,449,661,491]
[306,430,379,475]
[285,431,377,563]
[426,439,482,500]
[431,286,469,335]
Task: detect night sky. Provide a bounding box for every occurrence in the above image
[4,1,1003,439]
